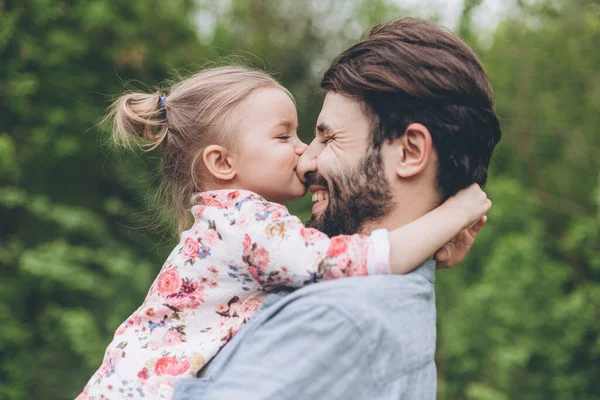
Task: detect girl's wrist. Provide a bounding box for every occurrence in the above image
[440,198,470,229]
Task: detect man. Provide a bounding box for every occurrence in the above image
[174,17,501,399]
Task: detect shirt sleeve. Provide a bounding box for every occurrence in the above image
[174,304,371,400]
[239,199,390,289]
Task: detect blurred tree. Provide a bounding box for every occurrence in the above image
[0,1,208,398]
[436,0,600,399]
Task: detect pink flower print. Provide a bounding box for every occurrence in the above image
[253,247,270,268]
[163,329,185,346]
[218,317,242,344]
[195,205,207,219]
[229,297,263,322]
[227,191,240,201]
[323,265,345,280]
[201,229,219,246]
[115,325,126,335]
[144,305,173,321]
[336,252,351,271]
[300,228,326,244]
[202,197,226,208]
[99,359,111,377]
[208,280,218,288]
[137,367,149,380]
[127,314,142,327]
[167,279,206,309]
[347,257,368,276]
[157,269,182,296]
[271,210,282,219]
[247,265,260,282]
[243,234,252,255]
[154,356,190,376]
[183,237,200,259]
[208,265,219,277]
[245,245,270,282]
[216,304,229,314]
[326,236,349,257]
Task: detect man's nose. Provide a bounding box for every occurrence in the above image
[296,139,319,184]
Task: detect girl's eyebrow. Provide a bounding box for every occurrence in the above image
[272,119,295,130]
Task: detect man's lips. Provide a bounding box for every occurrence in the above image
[308,184,327,193]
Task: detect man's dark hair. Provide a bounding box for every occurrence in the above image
[321,17,502,200]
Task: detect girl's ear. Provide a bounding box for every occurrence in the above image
[202,145,236,181]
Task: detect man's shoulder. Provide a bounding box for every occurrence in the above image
[278,260,436,311]
[179,262,438,399]
[266,261,438,378]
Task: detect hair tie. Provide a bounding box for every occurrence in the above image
[158,95,167,119]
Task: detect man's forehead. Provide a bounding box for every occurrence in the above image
[316,92,368,133]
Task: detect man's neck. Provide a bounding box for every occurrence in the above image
[359,185,440,234]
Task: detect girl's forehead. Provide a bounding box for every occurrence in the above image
[236,87,298,127]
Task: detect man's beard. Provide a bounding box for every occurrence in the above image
[305,148,394,236]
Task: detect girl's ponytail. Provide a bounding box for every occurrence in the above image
[109,92,168,151]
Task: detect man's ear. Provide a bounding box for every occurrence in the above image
[395,123,433,178]
[202,145,236,181]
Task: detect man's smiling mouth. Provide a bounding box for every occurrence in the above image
[309,185,329,215]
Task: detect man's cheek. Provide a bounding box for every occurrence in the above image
[316,147,342,175]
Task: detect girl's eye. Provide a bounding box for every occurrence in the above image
[278,135,291,141]
[321,137,331,145]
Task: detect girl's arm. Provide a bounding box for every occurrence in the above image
[388,184,491,275]
[240,201,386,289]
[240,184,490,289]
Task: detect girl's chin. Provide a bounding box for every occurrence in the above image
[264,177,307,202]
[278,185,307,202]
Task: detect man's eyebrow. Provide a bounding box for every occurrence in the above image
[315,122,333,136]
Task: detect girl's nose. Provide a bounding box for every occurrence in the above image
[295,141,308,156]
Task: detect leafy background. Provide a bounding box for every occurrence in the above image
[1,0,598,399]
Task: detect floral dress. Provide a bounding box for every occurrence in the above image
[76,189,390,400]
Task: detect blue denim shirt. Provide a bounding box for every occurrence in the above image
[173,260,436,400]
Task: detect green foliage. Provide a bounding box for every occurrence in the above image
[437,1,600,398]
[0,0,598,399]
[1,0,204,398]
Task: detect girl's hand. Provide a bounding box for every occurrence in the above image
[445,184,492,229]
[435,215,487,269]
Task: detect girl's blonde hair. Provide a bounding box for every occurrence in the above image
[107,66,293,233]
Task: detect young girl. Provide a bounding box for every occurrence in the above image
[77,66,490,399]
